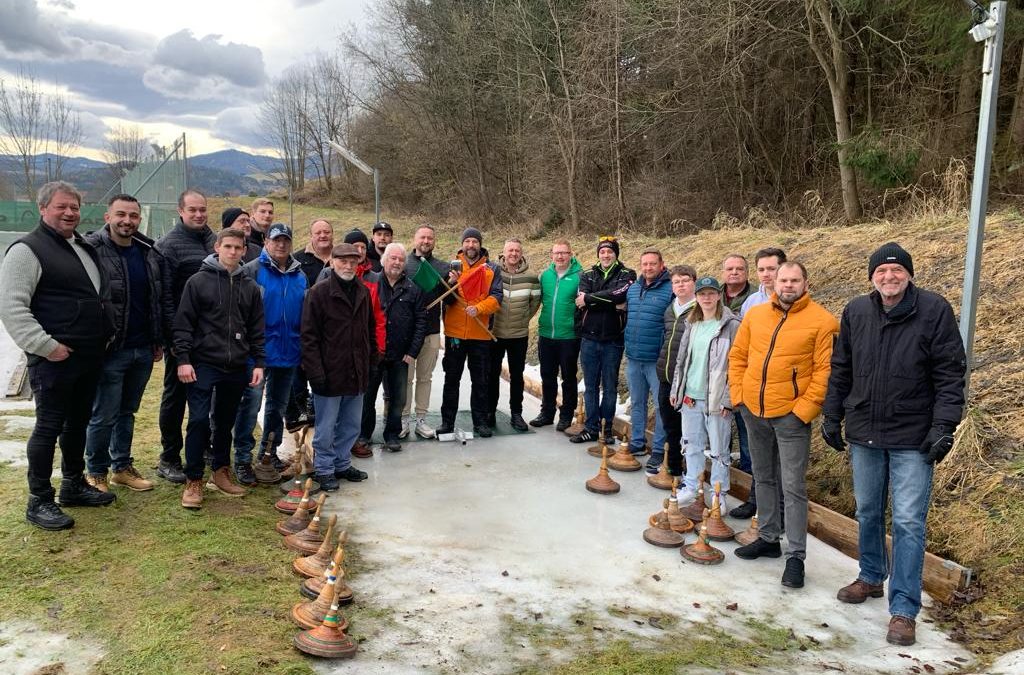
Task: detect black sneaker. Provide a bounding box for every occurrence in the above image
[734,538,782,560]
[26,495,74,530]
[529,415,554,428]
[336,466,368,482]
[645,456,663,475]
[474,426,493,438]
[156,460,186,484]
[602,435,617,447]
[570,429,596,444]
[269,453,288,473]
[383,439,402,452]
[315,473,340,492]
[509,414,528,432]
[781,557,805,588]
[729,501,757,519]
[629,445,649,457]
[555,419,572,432]
[436,423,454,436]
[58,476,117,507]
[234,463,257,486]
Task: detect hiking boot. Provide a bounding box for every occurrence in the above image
[59,475,116,507]
[781,558,804,588]
[181,479,204,509]
[529,414,554,428]
[414,417,436,439]
[399,418,411,439]
[729,501,756,519]
[234,463,257,487]
[316,473,340,491]
[734,538,782,560]
[509,413,528,432]
[555,418,572,432]
[85,473,109,492]
[351,439,373,458]
[26,495,74,530]
[336,466,367,482]
[570,429,596,444]
[886,616,916,646]
[156,460,186,484]
[384,439,402,452]
[837,579,884,604]
[110,466,154,492]
[206,467,246,496]
[474,425,493,438]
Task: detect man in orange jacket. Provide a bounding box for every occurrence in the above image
[728,261,838,589]
[438,228,502,437]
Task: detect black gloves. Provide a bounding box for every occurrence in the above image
[821,416,846,452]
[920,424,955,465]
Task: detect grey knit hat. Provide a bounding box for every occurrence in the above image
[461,227,483,244]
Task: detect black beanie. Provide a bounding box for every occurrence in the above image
[344,228,369,246]
[221,207,247,229]
[596,237,620,258]
[462,227,483,244]
[868,242,914,279]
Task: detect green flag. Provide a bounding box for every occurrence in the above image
[412,259,444,292]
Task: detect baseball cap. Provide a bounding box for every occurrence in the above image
[694,276,721,293]
[372,221,393,233]
[267,223,293,240]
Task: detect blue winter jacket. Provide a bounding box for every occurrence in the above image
[241,250,307,367]
[624,268,674,362]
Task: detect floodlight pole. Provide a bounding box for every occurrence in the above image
[960,0,1005,395]
[327,140,381,225]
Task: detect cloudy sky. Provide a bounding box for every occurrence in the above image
[0,0,374,158]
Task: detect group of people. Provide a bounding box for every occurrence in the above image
[0,181,966,648]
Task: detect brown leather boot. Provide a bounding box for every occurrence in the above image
[351,440,373,459]
[181,479,204,509]
[85,473,109,493]
[111,466,154,491]
[206,467,246,496]
[837,579,885,604]
[886,616,916,646]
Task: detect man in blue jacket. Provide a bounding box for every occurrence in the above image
[233,223,306,485]
[624,248,675,473]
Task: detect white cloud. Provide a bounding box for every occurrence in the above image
[152,30,265,88]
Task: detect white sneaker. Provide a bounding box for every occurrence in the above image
[676,488,697,505]
[717,493,729,513]
[414,417,436,439]
[398,417,411,439]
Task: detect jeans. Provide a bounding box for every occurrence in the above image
[740,408,811,561]
[658,383,683,476]
[580,339,623,435]
[312,393,363,476]
[850,444,934,619]
[404,333,441,418]
[487,336,528,417]
[183,365,247,480]
[538,336,580,421]
[625,359,666,459]
[85,346,154,474]
[233,365,295,465]
[361,360,409,442]
[680,399,733,493]
[440,337,490,428]
[25,353,103,499]
[159,351,187,464]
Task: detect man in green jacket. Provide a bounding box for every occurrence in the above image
[530,238,583,431]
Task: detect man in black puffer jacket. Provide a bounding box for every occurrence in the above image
[822,243,966,648]
[154,189,216,484]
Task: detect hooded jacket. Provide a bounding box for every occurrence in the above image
[443,249,501,341]
[241,249,306,368]
[728,292,838,423]
[537,257,583,340]
[492,254,541,340]
[669,307,741,413]
[578,260,636,344]
[301,272,376,397]
[624,268,674,362]
[172,254,265,371]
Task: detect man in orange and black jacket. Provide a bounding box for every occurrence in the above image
[438,228,502,438]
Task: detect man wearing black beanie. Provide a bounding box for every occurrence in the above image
[823,242,965,647]
[221,208,260,262]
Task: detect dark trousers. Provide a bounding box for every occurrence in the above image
[361,359,409,442]
[285,364,311,423]
[580,338,623,435]
[658,382,683,476]
[25,353,103,499]
[184,364,247,480]
[159,351,187,464]
[486,336,528,417]
[538,336,580,421]
[441,337,490,428]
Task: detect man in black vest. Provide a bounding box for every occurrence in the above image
[0,181,116,530]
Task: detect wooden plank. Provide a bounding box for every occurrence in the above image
[6,353,27,399]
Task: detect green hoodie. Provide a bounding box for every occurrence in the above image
[538,257,583,340]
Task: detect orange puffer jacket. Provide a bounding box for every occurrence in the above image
[443,251,501,341]
[728,292,838,423]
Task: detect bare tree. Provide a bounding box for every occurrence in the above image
[260,67,310,192]
[0,72,44,198]
[104,123,149,179]
[44,88,83,180]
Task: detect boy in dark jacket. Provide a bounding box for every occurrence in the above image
[173,228,265,509]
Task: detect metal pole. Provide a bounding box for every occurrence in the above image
[373,168,381,225]
[960,1,1005,394]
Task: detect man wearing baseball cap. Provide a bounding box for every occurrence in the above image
[368,221,393,273]
[823,243,965,646]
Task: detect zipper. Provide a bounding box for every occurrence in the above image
[758,311,789,416]
[791,367,799,399]
[227,273,234,367]
[551,270,559,337]
[664,314,680,382]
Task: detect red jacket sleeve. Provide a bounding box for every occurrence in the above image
[369,283,386,354]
